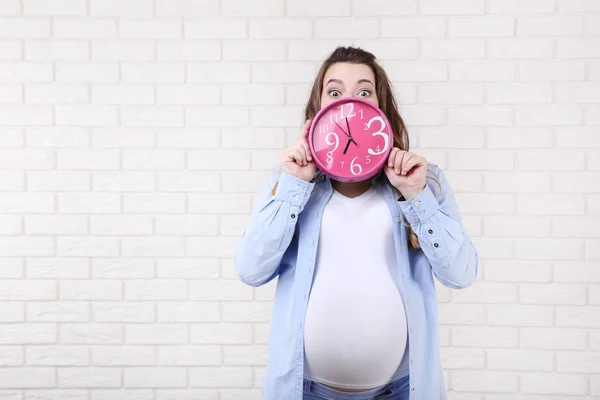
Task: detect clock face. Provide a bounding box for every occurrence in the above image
[308,97,394,182]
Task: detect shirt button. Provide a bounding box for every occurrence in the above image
[428,229,433,234]
[291,214,296,219]
[396,218,401,223]
[414,201,420,207]
[294,195,300,200]
[434,243,439,248]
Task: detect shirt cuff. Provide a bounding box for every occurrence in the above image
[397,185,440,226]
[274,171,315,208]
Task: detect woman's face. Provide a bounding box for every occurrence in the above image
[320,62,379,109]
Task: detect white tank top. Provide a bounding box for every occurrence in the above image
[303,186,409,390]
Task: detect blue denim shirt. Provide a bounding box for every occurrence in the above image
[234,164,479,400]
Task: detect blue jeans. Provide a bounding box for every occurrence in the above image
[303,375,410,400]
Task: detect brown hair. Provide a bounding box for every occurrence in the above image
[276,46,440,250]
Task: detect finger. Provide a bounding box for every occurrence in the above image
[286,149,304,166]
[387,148,400,168]
[395,150,407,174]
[295,142,309,166]
[400,153,416,175]
[298,119,311,141]
[300,139,312,162]
[403,155,425,174]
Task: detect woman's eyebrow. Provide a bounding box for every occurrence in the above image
[326,78,344,85]
[357,79,374,86]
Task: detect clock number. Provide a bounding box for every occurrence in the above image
[359,109,364,120]
[318,123,329,134]
[325,132,339,164]
[350,157,362,176]
[337,103,356,120]
[340,161,344,168]
[365,155,371,164]
[365,116,389,156]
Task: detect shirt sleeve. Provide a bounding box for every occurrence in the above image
[234,169,315,287]
[397,165,479,289]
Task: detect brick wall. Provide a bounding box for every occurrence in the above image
[0,0,598,398]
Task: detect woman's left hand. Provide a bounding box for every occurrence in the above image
[383,148,428,201]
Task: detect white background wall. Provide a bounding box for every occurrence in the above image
[0,0,598,398]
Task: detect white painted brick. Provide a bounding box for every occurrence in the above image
[90,216,152,236]
[191,324,252,345]
[92,346,154,366]
[155,390,217,400]
[157,85,219,105]
[0,324,56,344]
[450,60,515,82]
[586,239,600,260]
[451,326,518,348]
[157,41,220,61]
[0,368,55,388]
[27,172,89,192]
[516,239,581,260]
[252,62,316,83]
[352,0,417,15]
[222,0,283,16]
[519,16,583,36]
[518,194,584,216]
[156,129,219,149]
[0,346,23,364]
[90,0,152,16]
[289,38,360,62]
[488,349,554,371]
[24,215,87,235]
[156,259,219,279]
[124,367,186,388]
[520,373,586,395]
[27,302,89,322]
[490,0,556,13]
[488,128,552,149]
[558,38,600,58]
[0,105,52,125]
[0,18,49,38]
[519,283,586,305]
[56,105,118,127]
[517,151,584,171]
[558,0,600,12]
[58,194,121,214]
[518,60,586,82]
[58,149,119,170]
[157,171,219,192]
[125,325,184,344]
[437,303,485,325]
[120,21,181,39]
[422,39,485,59]
[557,83,600,103]
[588,15,600,34]
[452,282,518,303]
[0,216,22,235]
[24,0,86,15]
[56,63,119,83]
[422,0,485,14]
[0,237,54,257]
[92,41,155,61]
[484,216,550,237]
[57,237,120,257]
[223,40,285,61]
[92,128,153,148]
[448,150,514,170]
[121,63,184,83]
[487,83,551,104]
[489,38,553,59]
[485,172,551,193]
[158,346,221,365]
[487,304,553,327]
[315,19,378,39]
[471,237,514,259]
[250,20,311,39]
[224,345,268,366]
[223,128,285,150]
[188,63,250,83]
[380,18,444,37]
[222,84,284,106]
[0,84,21,102]
[122,237,185,257]
[420,84,483,105]
[123,150,185,170]
[448,107,513,126]
[93,85,154,105]
[156,0,219,17]
[188,150,250,171]
[60,281,122,301]
[25,41,88,61]
[122,106,184,127]
[285,84,311,106]
[0,171,25,191]
[251,150,284,170]
[449,16,514,36]
[287,0,350,16]
[26,346,88,366]
[53,20,117,39]
[186,237,238,258]
[557,306,600,328]
[0,0,20,15]
[0,260,23,279]
[190,280,252,301]
[220,216,251,236]
[453,193,514,215]
[0,303,24,322]
[93,302,155,322]
[26,85,88,105]
[190,367,252,388]
[60,324,122,344]
[93,172,155,192]
[553,216,600,238]
[186,106,249,127]
[590,285,600,304]
[27,258,89,279]
[521,327,587,350]
[250,106,303,127]
[558,127,600,148]
[155,215,218,236]
[587,104,600,125]
[157,302,219,322]
[0,194,54,213]
[443,348,486,370]
[452,371,518,393]
[59,368,121,388]
[123,193,185,214]
[125,279,187,300]
[184,20,245,40]
[553,261,600,283]
[0,129,23,147]
[557,352,600,374]
[0,40,23,60]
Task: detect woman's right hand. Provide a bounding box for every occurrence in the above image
[280,119,316,182]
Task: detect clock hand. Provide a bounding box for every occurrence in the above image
[343,137,351,155]
[334,121,349,137]
[344,117,357,145]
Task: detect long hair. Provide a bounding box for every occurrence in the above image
[279,46,440,250]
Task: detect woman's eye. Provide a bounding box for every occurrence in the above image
[329,90,341,97]
[358,90,370,97]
